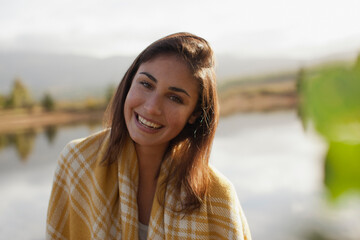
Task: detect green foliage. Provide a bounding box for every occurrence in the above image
[299,57,360,200]
[0,94,5,109]
[324,141,360,198]
[42,93,55,111]
[7,78,34,109]
[300,65,360,141]
[355,53,360,70]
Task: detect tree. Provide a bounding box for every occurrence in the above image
[299,59,360,200]
[42,93,55,111]
[0,94,5,109]
[355,52,360,71]
[7,77,33,109]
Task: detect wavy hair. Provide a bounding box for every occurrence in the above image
[103,32,219,212]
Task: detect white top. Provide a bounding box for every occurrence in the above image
[138,221,149,240]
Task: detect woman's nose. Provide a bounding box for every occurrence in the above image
[144,94,162,115]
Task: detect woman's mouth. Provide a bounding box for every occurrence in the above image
[137,114,163,129]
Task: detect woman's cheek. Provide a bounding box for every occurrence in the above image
[127,89,144,107]
[168,108,191,129]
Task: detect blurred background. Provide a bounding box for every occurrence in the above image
[1,0,360,239]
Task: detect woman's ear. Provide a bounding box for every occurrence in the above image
[188,111,201,124]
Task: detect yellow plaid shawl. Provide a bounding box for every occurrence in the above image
[46,129,251,239]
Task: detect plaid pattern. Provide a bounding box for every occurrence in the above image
[46,129,251,239]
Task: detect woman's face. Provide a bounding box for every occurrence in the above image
[124,54,199,150]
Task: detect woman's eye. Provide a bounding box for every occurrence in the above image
[169,95,183,104]
[140,81,152,89]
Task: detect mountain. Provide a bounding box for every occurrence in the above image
[215,54,302,80]
[0,51,356,100]
[0,52,134,100]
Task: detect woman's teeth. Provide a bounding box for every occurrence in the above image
[138,115,162,129]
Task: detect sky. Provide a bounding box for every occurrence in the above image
[1,0,360,60]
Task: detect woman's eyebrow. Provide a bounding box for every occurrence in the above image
[169,86,190,97]
[140,72,157,83]
[139,71,191,97]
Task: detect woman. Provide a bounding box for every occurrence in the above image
[47,32,251,240]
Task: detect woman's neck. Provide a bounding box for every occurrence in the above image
[135,143,168,181]
[135,143,168,225]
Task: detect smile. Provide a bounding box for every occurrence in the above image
[137,114,163,129]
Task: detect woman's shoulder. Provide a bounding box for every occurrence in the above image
[208,165,238,200]
[205,166,252,239]
[58,128,111,166]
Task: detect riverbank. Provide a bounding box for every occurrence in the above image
[0,109,104,134]
[219,77,298,115]
[0,76,298,134]
[0,91,297,134]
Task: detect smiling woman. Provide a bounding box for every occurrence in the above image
[124,55,199,152]
[46,32,251,240]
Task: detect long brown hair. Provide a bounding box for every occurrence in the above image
[103,32,219,212]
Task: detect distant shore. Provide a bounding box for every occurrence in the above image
[219,77,298,116]
[0,76,299,134]
[0,109,104,134]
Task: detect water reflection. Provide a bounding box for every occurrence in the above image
[1,112,360,239]
[44,125,57,144]
[0,120,101,162]
[0,134,8,151]
[0,129,36,161]
[13,129,36,161]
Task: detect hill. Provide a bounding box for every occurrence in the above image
[0,51,357,100]
[0,51,304,99]
[0,52,133,100]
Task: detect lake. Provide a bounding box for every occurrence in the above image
[0,111,359,240]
